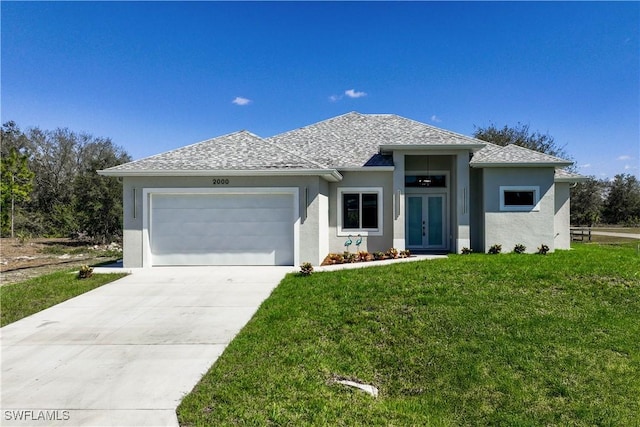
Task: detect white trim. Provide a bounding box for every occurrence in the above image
[337,166,395,172]
[499,186,540,212]
[100,168,343,182]
[142,187,299,267]
[472,162,572,168]
[336,187,383,237]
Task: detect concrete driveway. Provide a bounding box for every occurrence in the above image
[1,266,292,427]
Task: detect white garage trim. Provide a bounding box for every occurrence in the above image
[142,187,299,267]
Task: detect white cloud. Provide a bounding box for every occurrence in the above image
[430,115,442,123]
[329,94,342,102]
[345,89,367,98]
[624,164,637,170]
[232,96,251,106]
[580,163,592,168]
[618,155,632,160]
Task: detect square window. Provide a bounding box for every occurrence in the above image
[337,188,383,235]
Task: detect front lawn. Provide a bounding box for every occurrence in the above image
[178,243,639,426]
[1,270,128,326]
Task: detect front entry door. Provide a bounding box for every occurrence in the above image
[406,194,447,250]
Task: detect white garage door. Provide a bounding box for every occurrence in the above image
[149,192,295,266]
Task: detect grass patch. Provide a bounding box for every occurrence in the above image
[1,270,127,326]
[178,243,639,426]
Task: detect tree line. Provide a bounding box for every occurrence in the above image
[1,121,131,242]
[571,174,640,227]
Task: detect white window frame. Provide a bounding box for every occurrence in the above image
[337,187,383,236]
[499,186,540,212]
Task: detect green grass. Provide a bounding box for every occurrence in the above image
[178,243,640,426]
[1,270,127,326]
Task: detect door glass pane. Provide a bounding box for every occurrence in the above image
[407,197,422,246]
[343,194,360,229]
[428,196,443,246]
[361,193,378,229]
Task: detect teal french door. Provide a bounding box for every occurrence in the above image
[406,194,447,250]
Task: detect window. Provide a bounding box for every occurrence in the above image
[337,188,383,235]
[405,175,447,188]
[500,186,540,211]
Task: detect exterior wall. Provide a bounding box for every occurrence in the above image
[122,175,324,267]
[327,171,394,254]
[554,182,571,250]
[469,167,484,252]
[455,152,470,253]
[483,167,556,253]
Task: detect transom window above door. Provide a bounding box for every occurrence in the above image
[337,188,383,236]
[405,175,447,188]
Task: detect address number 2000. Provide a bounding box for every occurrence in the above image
[212,178,230,185]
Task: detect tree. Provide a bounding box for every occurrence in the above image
[73,140,130,242]
[1,121,131,241]
[602,174,640,225]
[473,122,575,169]
[0,148,34,237]
[570,177,605,226]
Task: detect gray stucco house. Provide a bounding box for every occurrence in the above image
[99,112,584,267]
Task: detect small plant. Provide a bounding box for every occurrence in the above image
[328,253,344,264]
[357,251,370,262]
[16,231,31,245]
[514,243,526,254]
[77,265,94,279]
[537,244,550,255]
[461,247,473,255]
[343,252,356,263]
[299,262,314,276]
[373,251,385,260]
[399,249,411,258]
[386,248,399,259]
[488,244,502,254]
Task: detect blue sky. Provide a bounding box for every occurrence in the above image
[2,1,638,179]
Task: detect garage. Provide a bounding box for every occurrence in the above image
[147,189,297,266]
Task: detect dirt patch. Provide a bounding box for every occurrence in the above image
[1,238,121,286]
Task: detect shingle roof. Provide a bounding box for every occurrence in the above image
[102,130,326,172]
[470,143,573,167]
[100,112,577,175]
[267,112,484,168]
[554,168,588,182]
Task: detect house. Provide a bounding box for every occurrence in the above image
[99,112,585,267]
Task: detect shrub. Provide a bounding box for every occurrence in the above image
[328,253,344,264]
[373,251,385,260]
[357,251,370,262]
[514,244,526,254]
[537,244,550,255]
[299,262,314,276]
[77,265,93,279]
[343,252,356,263]
[488,244,502,254]
[461,247,473,255]
[386,248,399,259]
[399,249,411,258]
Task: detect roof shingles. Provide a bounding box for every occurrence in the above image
[104,131,326,172]
[101,112,577,174]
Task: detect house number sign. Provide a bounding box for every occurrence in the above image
[212,178,230,185]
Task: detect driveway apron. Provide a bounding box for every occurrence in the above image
[1,266,291,427]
